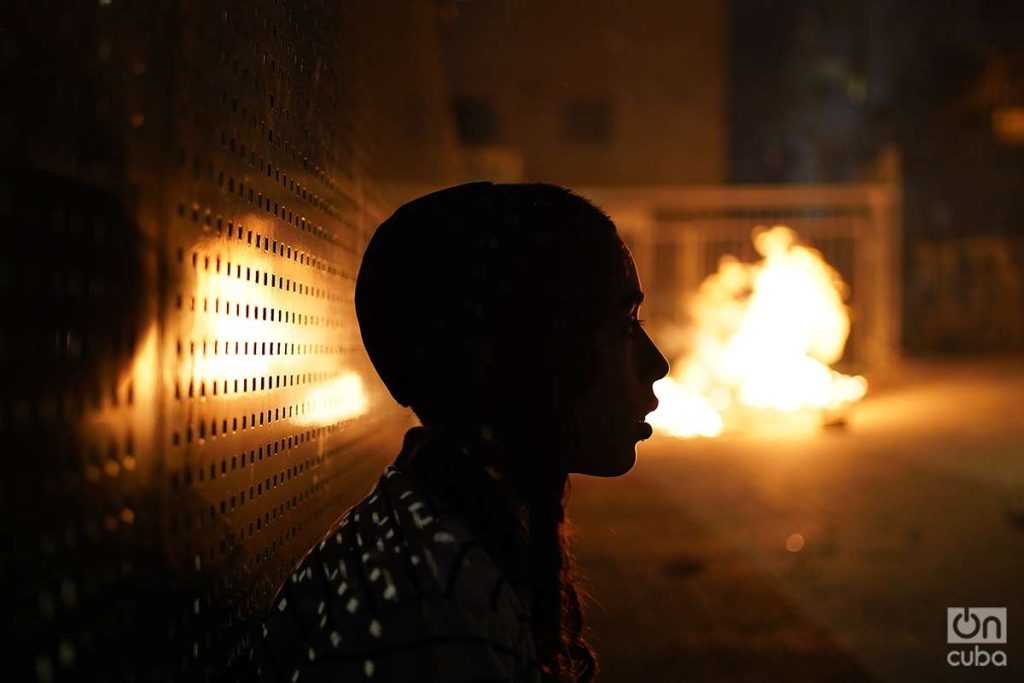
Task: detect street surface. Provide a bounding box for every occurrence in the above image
[569,360,1024,682]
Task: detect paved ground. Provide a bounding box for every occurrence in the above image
[568,359,1024,682]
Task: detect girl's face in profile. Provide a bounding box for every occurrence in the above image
[563,245,670,477]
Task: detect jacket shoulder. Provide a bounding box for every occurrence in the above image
[249,466,536,681]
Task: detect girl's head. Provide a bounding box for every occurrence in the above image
[355,182,668,476]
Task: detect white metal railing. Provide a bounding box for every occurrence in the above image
[585,184,901,372]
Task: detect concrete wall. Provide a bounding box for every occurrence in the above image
[439,0,727,186]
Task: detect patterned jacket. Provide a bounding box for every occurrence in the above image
[250,441,541,682]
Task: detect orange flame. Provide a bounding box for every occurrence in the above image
[649,226,867,438]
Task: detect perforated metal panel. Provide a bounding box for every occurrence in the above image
[3,1,455,680]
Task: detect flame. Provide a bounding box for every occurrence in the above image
[649,225,867,438]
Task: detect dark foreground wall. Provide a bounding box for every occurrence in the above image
[2,2,456,680]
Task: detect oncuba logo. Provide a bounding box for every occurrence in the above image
[947,607,1007,667]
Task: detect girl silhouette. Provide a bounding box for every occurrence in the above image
[252,183,669,682]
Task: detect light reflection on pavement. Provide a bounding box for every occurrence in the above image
[570,360,1024,682]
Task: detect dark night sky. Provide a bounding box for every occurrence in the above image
[728,0,1024,239]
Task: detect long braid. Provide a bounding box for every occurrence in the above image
[527,474,597,683]
[407,432,597,682]
[526,473,566,678]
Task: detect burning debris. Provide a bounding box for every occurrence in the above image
[649,226,867,438]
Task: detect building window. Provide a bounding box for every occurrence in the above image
[453,97,499,146]
[562,97,613,144]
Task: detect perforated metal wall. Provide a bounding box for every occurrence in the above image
[3,2,456,680]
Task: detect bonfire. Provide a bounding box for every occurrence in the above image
[649,226,867,438]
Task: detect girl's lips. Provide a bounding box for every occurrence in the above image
[635,421,654,440]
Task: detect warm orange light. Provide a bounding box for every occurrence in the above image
[648,226,867,438]
[187,243,370,427]
[294,372,369,427]
[86,230,372,451]
[993,107,1024,145]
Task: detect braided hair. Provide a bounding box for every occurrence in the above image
[356,183,627,681]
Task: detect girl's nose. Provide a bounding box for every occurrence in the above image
[642,330,670,382]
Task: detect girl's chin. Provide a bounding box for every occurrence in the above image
[572,447,637,477]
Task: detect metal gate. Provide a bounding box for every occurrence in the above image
[587,184,901,372]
